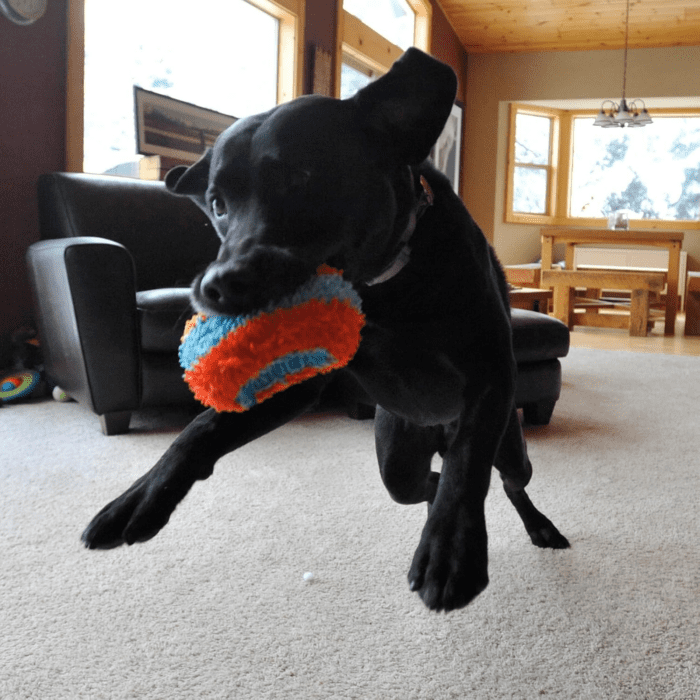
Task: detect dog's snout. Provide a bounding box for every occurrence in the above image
[195,250,314,316]
[198,266,254,312]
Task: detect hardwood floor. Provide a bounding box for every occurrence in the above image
[569,313,700,357]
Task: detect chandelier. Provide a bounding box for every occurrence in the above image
[593,0,652,128]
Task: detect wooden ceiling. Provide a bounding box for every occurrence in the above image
[438,0,700,53]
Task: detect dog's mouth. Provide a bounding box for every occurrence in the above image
[191,255,319,318]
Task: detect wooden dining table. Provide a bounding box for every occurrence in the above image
[540,228,685,335]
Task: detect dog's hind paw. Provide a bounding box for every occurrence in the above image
[407,513,489,612]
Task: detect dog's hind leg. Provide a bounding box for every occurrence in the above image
[495,405,570,549]
[375,406,443,506]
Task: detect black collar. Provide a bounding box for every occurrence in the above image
[366,175,433,286]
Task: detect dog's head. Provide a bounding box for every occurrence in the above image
[166,48,457,316]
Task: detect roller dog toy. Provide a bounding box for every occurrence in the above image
[179,265,365,412]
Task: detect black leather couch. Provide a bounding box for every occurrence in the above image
[26,172,569,434]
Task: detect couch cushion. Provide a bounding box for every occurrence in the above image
[511,308,570,364]
[137,288,193,352]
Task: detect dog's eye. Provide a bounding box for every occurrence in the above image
[212,198,227,218]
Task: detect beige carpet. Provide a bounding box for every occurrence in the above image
[1,347,699,699]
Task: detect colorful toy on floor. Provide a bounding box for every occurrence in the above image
[179,265,365,412]
[0,370,43,402]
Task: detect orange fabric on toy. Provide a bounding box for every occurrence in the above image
[179,266,365,412]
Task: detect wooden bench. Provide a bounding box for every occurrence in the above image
[685,272,700,336]
[540,228,683,335]
[542,269,666,336]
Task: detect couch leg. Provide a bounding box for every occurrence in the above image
[522,400,556,426]
[99,411,132,435]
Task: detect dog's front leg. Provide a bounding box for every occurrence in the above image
[82,378,328,550]
[407,385,511,612]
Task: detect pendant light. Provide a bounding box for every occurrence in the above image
[593,0,652,128]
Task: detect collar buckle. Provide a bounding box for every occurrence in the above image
[416,175,434,219]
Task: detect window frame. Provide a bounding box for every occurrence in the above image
[505,102,700,231]
[336,0,431,99]
[505,104,563,226]
[66,0,305,172]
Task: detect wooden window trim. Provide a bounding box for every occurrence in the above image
[65,0,84,172]
[251,0,305,105]
[505,103,561,226]
[506,103,700,231]
[342,11,403,76]
[336,0,431,98]
[65,0,304,172]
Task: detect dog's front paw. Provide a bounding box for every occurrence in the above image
[82,470,182,549]
[527,517,570,550]
[408,512,488,612]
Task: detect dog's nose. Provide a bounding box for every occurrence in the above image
[199,266,253,311]
[196,250,315,315]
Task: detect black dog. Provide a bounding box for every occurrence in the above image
[82,49,569,612]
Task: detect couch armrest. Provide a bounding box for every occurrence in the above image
[37,172,220,291]
[26,237,141,415]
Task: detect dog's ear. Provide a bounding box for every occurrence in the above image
[352,48,458,165]
[165,150,212,207]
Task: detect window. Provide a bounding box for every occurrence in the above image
[340,54,377,101]
[506,103,700,229]
[344,0,416,50]
[67,0,304,174]
[339,0,430,100]
[507,108,559,218]
[570,114,700,222]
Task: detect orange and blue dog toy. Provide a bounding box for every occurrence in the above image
[179,265,365,412]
